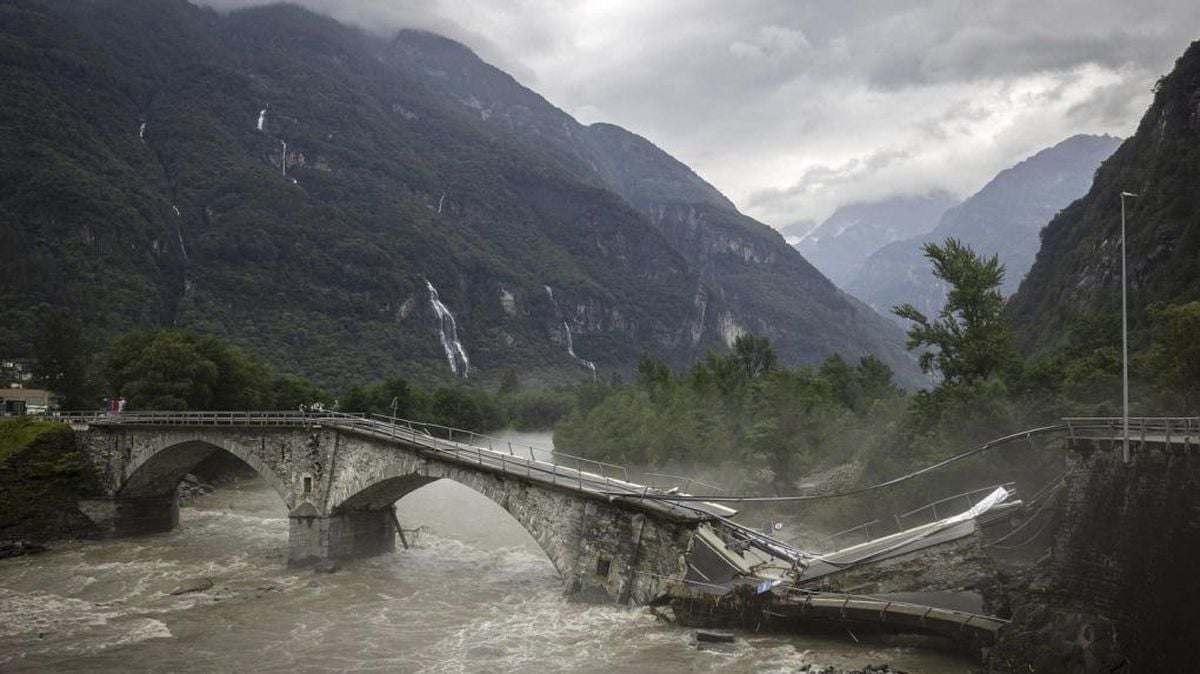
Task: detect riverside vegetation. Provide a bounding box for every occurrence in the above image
[22,236,1200,531]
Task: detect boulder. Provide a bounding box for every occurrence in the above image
[169,576,214,595]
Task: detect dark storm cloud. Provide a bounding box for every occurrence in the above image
[194,0,1200,228]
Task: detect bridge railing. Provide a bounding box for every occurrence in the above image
[366,413,632,485]
[53,410,370,426]
[58,409,657,500]
[1063,416,1200,445]
[893,482,1017,531]
[640,472,724,495]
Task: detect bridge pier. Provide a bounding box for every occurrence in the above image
[78,494,179,538]
[288,505,396,567]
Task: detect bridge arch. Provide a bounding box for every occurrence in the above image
[118,438,293,509]
[327,466,583,579]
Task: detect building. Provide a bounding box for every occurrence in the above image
[1,387,56,415]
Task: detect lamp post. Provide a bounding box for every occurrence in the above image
[1120,191,1138,463]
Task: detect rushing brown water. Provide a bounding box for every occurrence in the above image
[0,447,977,672]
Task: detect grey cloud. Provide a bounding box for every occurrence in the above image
[194,0,1196,225]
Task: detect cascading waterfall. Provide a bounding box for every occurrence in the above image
[425,279,470,377]
[172,205,188,262]
[563,322,597,379]
[138,122,146,140]
[279,140,287,176]
[545,285,596,378]
[257,108,266,131]
[437,193,446,213]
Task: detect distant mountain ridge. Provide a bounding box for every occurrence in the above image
[797,191,959,288]
[0,0,916,388]
[846,134,1121,323]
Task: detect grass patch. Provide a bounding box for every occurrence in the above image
[0,417,68,464]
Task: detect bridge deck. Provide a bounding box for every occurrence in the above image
[768,591,1007,640]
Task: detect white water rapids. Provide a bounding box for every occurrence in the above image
[0,472,973,672]
[425,279,470,377]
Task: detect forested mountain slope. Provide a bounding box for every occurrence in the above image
[1010,41,1200,354]
[0,0,913,387]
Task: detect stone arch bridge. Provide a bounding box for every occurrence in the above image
[67,411,729,605]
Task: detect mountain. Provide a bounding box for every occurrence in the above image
[846,135,1122,323]
[0,0,915,388]
[1010,41,1200,354]
[796,191,959,288]
[779,219,818,247]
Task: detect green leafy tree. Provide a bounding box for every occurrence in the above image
[731,334,777,380]
[32,310,95,409]
[1143,301,1200,412]
[498,367,520,396]
[894,238,1018,385]
[105,329,278,410]
[106,331,220,410]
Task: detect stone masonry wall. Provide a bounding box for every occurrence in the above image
[990,438,1200,672]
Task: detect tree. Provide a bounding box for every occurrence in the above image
[105,331,220,410]
[1144,301,1200,412]
[731,334,777,380]
[32,310,95,409]
[104,329,277,410]
[893,238,1018,385]
[498,367,520,396]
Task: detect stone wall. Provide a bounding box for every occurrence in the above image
[988,438,1200,672]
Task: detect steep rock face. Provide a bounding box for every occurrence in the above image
[0,0,914,387]
[1010,41,1200,354]
[797,191,959,288]
[847,135,1121,323]
[383,30,916,378]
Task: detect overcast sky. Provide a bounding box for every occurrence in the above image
[199,0,1199,232]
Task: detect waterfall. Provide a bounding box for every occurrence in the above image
[279,140,287,176]
[425,280,471,377]
[177,229,189,262]
[546,285,596,378]
[138,122,146,140]
[257,108,266,132]
[563,322,597,380]
[171,205,188,262]
[437,193,445,213]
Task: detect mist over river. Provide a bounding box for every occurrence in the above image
[0,437,974,672]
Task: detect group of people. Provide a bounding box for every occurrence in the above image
[298,401,337,413]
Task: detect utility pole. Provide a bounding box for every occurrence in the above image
[1120,191,1138,463]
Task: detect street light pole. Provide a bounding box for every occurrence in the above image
[1120,191,1138,463]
